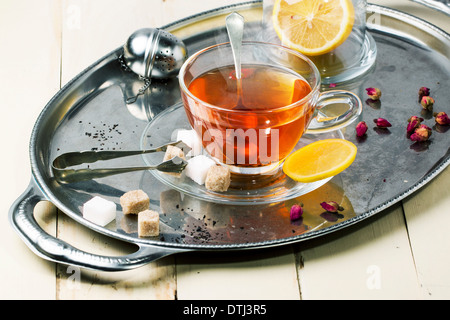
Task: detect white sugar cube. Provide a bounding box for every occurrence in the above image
[185,155,216,185]
[83,196,116,227]
[176,129,203,157]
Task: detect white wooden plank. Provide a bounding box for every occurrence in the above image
[162,0,300,300]
[294,0,450,300]
[296,205,422,299]
[0,0,62,299]
[402,167,450,299]
[56,0,177,299]
[55,0,286,300]
[164,2,297,301]
[371,0,450,300]
[56,213,177,300]
[176,246,301,300]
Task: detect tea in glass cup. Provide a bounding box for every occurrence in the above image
[179,42,361,175]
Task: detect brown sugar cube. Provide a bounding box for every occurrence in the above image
[163,145,186,178]
[138,210,159,237]
[205,165,231,192]
[120,189,149,215]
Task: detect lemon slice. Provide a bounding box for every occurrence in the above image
[283,139,357,182]
[272,0,355,56]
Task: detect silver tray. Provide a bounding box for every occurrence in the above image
[9,2,450,271]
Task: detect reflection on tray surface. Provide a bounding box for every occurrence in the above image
[113,177,355,245]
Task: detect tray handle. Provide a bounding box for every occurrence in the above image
[9,180,188,271]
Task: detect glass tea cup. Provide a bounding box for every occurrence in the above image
[178,41,361,175]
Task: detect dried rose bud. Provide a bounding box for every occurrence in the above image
[290,204,303,221]
[434,112,450,126]
[410,124,432,142]
[320,201,344,213]
[408,115,424,124]
[408,115,424,123]
[356,121,368,137]
[407,116,424,135]
[373,118,392,128]
[366,87,382,100]
[420,96,434,111]
[418,87,430,102]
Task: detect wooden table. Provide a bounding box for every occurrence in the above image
[1,0,449,300]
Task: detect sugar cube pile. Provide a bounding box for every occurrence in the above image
[82,196,116,227]
[172,128,233,192]
[119,189,161,238]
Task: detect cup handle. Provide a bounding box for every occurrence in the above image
[305,90,362,134]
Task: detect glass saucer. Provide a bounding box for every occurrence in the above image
[140,103,344,205]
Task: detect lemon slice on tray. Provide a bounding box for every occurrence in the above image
[272,0,355,56]
[283,139,357,183]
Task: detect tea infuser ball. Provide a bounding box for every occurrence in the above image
[123,28,188,79]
